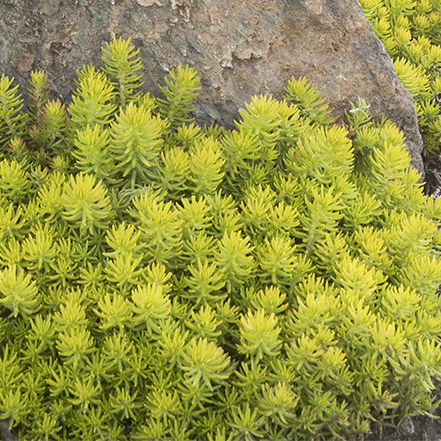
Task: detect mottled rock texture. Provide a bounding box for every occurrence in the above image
[0,420,18,441]
[0,0,424,174]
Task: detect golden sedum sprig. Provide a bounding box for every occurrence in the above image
[61,172,113,236]
[397,253,441,297]
[103,221,143,260]
[237,308,282,364]
[36,171,66,224]
[53,293,88,335]
[0,265,40,319]
[180,337,232,391]
[101,36,144,110]
[39,99,67,157]
[196,412,229,441]
[45,247,79,294]
[382,210,438,258]
[184,305,223,341]
[205,122,225,137]
[349,113,428,213]
[284,76,335,126]
[93,292,132,332]
[129,188,183,267]
[109,385,143,421]
[250,286,288,316]
[143,388,182,426]
[177,195,213,240]
[222,94,308,197]
[183,257,227,306]
[26,71,67,162]
[68,65,116,138]
[0,204,25,246]
[24,412,64,441]
[72,124,115,186]
[312,232,350,278]
[276,100,307,155]
[138,91,157,113]
[341,189,383,231]
[393,57,431,99]
[240,184,277,238]
[0,158,30,204]
[157,64,201,130]
[56,327,94,371]
[22,222,59,273]
[26,70,50,127]
[355,316,438,420]
[0,74,27,150]
[232,96,279,189]
[256,236,304,289]
[221,130,260,195]
[6,136,28,164]
[416,95,441,152]
[150,146,191,200]
[103,227,172,293]
[344,96,372,140]
[149,124,201,197]
[215,230,255,293]
[0,386,29,433]
[349,226,395,277]
[188,137,225,196]
[283,274,341,342]
[285,124,353,185]
[130,283,171,335]
[237,95,279,151]
[109,101,167,189]
[228,402,266,441]
[143,262,173,295]
[171,122,203,150]
[156,320,189,370]
[104,252,145,295]
[295,183,345,261]
[204,189,243,239]
[380,211,440,300]
[333,255,382,307]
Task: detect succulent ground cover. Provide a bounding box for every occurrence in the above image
[0,36,440,441]
[360,0,441,155]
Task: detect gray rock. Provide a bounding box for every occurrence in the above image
[0,420,18,441]
[400,418,416,435]
[0,0,424,175]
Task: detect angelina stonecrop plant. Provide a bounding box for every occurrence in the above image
[359,0,441,155]
[0,37,441,441]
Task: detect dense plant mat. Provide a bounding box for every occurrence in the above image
[0,37,441,441]
[359,0,441,155]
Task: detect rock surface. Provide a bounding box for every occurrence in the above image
[0,420,18,441]
[0,0,424,174]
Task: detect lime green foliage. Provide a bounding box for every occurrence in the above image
[24,70,67,166]
[0,39,441,441]
[359,0,441,154]
[61,173,113,236]
[0,75,26,149]
[109,102,166,189]
[157,64,201,130]
[284,76,336,126]
[69,66,116,135]
[102,36,144,110]
[0,265,39,319]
